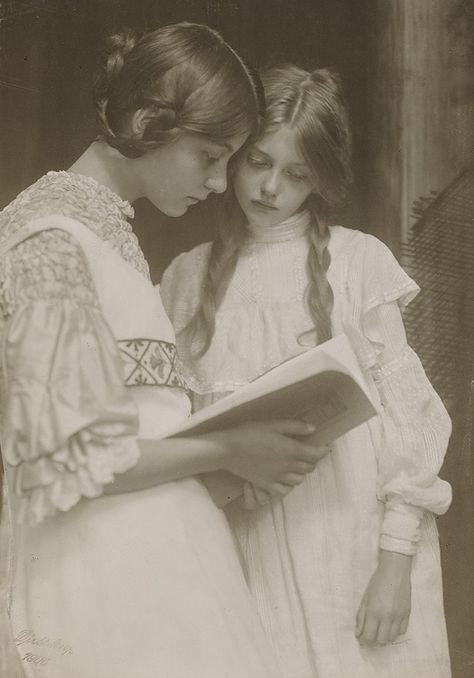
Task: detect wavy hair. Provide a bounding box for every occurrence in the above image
[185,64,352,356]
[94,22,263,158]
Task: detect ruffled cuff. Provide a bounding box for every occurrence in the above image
[13,435,140,525]
[372,346,453,520]
[2,299,141,525]
[379,501,425,555]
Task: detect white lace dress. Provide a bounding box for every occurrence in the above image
[0,172,281,678]
[161,213,453,678]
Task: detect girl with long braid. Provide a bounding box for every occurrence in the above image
[161,65,453,678]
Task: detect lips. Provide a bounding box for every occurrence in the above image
[251,199,278,211]
[187,194,209,204]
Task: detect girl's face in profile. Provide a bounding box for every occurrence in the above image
[233,125,315,228]
[133,130,249,217]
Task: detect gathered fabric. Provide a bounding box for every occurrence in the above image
[161,217,452,678]
[0,172,282,678]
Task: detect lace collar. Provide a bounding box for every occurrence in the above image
[48,171,135,219]
[2,170,150,278]
[246,210,312,243]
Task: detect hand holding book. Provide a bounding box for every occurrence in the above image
[176,334,379,508]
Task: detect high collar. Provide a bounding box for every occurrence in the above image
[246,210,311,243]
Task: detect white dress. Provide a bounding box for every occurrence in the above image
[161,212,453,678]
[0,172,281,678]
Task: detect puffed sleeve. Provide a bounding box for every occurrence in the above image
[0,228,140,525]
[348,236,452,556]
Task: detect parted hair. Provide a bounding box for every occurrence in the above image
[185,64,352,357]
[94,22,263,158]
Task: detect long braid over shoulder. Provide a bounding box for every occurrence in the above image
[306,199,334,343]
[263,65,352,344]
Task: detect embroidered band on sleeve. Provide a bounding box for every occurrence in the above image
[118,338,187,389]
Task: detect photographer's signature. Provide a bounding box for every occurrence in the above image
[15,629,73,667]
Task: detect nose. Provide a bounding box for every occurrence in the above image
[261,170,279,199]
[205,164,228,194]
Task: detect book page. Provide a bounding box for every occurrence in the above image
[163,334,378,442]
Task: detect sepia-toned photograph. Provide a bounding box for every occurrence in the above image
[0,1,473,676]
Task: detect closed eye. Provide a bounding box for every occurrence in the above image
[287,169,309,182]
[247,154,270,168]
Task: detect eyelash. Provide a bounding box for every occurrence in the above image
[247,155,268,168]
[247,156,307,181]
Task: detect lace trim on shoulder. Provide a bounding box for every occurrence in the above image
[0,171,149,279]
[57,171,135,219]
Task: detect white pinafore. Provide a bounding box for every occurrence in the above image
[0,216,280,678]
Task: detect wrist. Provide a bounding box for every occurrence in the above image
[378,549,413,576]
[194,431,233,473]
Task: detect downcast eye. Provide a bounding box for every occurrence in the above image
[247,155,269,167]
[288,171,307,181]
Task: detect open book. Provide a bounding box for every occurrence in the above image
[163,334,379,444]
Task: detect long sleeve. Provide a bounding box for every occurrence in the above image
[349,236,452,555]
[365,302,452,554]
[0,228,140,525]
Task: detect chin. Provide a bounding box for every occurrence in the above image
[160,203,188,217]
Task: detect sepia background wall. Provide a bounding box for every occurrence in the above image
[1,1,473,676]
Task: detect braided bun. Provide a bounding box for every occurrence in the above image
[102,31,138,84]
[94,30,140,153]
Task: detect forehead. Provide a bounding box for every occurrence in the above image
[212,131,250,153]
[177,130,249,154]
[255,126,307,164]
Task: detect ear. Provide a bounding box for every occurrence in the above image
[129,108,152,137]
[129,105,177,138]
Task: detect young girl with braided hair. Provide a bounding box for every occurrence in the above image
[0,26,330,678]
[161,64,453,678]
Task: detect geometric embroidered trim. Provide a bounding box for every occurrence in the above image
[118,338,187,389]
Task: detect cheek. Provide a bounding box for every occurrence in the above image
[233,170,253,200]
[163,150,202,186]
[183,158,208,190]
[288,184,312,208]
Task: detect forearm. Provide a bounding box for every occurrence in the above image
[104,435,227,496]
[103,419,319,498]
